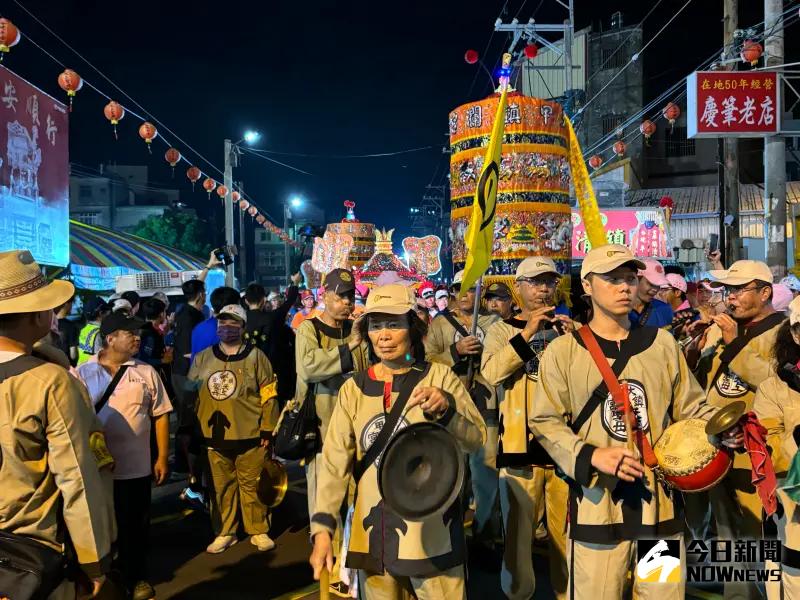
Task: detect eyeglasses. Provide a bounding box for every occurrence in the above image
[721,284,768,298]
[517,277,558,288]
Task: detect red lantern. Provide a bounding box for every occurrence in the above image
[248,206,258,218]
[262,222,270,230]
[613,141,626,158]
[639,120,656,141]
[239,200,249,211]
[57,69,82,111]
[103,101,125,139]
[0,19,20,60]
[663,102,681,131]
[741,40,763,66]
[464,49,479,65]
[216,185,228,205]
[165,147,181,167]
[138,122,157,153]
[232,191,240,203]
[588,155,603,170]
[203,178,216,199]
[524,44,538,60]
[186,166,201,190]
[256,215,266,225]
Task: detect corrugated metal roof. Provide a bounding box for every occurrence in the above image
[624,182,800,215]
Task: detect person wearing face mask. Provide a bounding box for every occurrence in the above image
[308,283,486,599]
[289,268,370,595]
[188,304,279,555]
[481,257,573,600]
[629,258,673,329]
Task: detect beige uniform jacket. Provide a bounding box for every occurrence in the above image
[754,374,800,563]
[310,361,486,577]
[293,317,369,441]
[529,327,716,544]
[482,317,559,467]
[0,354,113,577]
[189,343,278,449]
[425,311,499,425]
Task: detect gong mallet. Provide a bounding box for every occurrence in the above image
[319,568,330,600]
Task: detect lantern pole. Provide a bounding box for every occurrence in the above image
[224,139,236,287]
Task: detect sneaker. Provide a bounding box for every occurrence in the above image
[249,533,276,552]
[179,487,206,511]
[131,580,156,600]
[206,535,237,554]
[328,581,351,598]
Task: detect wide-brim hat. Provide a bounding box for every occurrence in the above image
[0,250,74,316]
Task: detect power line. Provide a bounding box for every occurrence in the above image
[238,147,314,176]
[245,144,438,159]
[466,0,512,99]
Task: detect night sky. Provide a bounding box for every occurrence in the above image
[3,0,771,250]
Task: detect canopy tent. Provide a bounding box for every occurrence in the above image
[68,220,205,291]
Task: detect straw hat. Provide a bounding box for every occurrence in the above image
[0,250,74,315]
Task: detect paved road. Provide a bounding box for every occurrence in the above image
[146,464,722,599]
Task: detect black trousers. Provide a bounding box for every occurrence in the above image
[113,476,152,586]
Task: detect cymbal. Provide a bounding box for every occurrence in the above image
[705,401,747,437]
[257,457,288,508]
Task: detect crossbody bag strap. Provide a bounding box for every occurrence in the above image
[443,312,470,339]
[352,364,428,484]
[95,364,130,414]
[577,326,658,468]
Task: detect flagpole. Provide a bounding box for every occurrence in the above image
[465,275,483,386]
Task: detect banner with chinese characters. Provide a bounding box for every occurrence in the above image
[687,71,779,138]
[0,65,69,267]
[572,208,672,259]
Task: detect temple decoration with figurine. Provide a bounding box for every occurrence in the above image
[325,200,376,268]
[358,228,426,288]
[402,235,442,277]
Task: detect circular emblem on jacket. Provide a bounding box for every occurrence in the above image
[601,379,650,441]
[715,372,749,398]
[360,413,410,467]
[207,369,238,401]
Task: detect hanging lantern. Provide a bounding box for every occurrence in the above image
[256,215,266,225]
[613,140,626,158]
[203,178,216,199]
[216,185,228,205]
[639,119,656,144]
[138,122,157,153]
[186,166,201,189]
[231,190,241,203]
[741,40,763,67]
[165,147,181,167]
[57,69,82,111]
[239,199,250,211]
[662,102,681,131]
[464,49,479,65]
[524,44,538,60]
[262,222,270,230]
[248,206,258,218]
[103,101,125,139]
[588,155,603,170]
[0,19,20,61]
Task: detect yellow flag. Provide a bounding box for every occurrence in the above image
[565,116,607,249]
[460,82,509,295]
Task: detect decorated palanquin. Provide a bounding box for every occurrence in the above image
[358,228,426,288]
[325,201,376,268]
[402,235,442,277]
[312,230,354,274]
[449,93,572,295]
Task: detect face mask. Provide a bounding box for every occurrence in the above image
[217,325,242,344]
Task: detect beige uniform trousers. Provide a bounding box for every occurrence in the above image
[357,565,466,600]
[499,466,569,600]
[469,424,499,536]
[207,445,268,536]
[568,535,684,600]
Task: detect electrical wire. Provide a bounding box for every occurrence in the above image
[466,0,512,99]
[238,147,314,176]
[245,145,438,159]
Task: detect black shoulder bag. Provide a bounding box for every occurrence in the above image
[94,365,130,414]
[0,355,67,600]
[274,319,326,460]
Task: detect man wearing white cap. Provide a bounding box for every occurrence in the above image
[425,269,500,545]
[689,259,785,599]
[482,257,571,600]
[528,245,742,600]
[630,258,673,328]
[434,289,450,315]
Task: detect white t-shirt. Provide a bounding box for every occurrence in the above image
[76,357,172,480]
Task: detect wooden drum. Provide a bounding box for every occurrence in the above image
[653,418,732,492]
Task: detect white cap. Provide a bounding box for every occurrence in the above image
[217,304,247,324]
[435,289,449,300]
[515,256,559,280]
[709,260,773,286]
[452,270,464,285]
[112,299,132,313]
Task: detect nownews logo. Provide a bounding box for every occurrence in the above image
[636,539,782,584]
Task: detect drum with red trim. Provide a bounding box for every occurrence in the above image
[653,418,732,492]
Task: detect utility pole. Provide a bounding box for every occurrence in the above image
[283,202,290,283]
[223,139,236,287]
[237,181,247,284]
[721,0,741,265]
[765,0,787,276]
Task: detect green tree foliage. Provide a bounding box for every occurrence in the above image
[131,208,210,257]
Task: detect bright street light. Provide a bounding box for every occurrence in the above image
[290,196,303,209]
[243,130,261,145]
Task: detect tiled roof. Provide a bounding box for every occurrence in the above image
[624,182,800,215]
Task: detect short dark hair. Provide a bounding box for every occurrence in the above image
[210,286,241,314]
[182,279,205,303]
[245,283,266,305]
[142,297,166,321]
[774,320,800,372]
[357,311,428,365]
[121,291,140,308]
[0,312,32,336]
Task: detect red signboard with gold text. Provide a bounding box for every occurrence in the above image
[687,71,779,138]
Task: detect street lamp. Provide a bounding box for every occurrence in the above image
[284,196,304,281]
[243,130,261,145]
